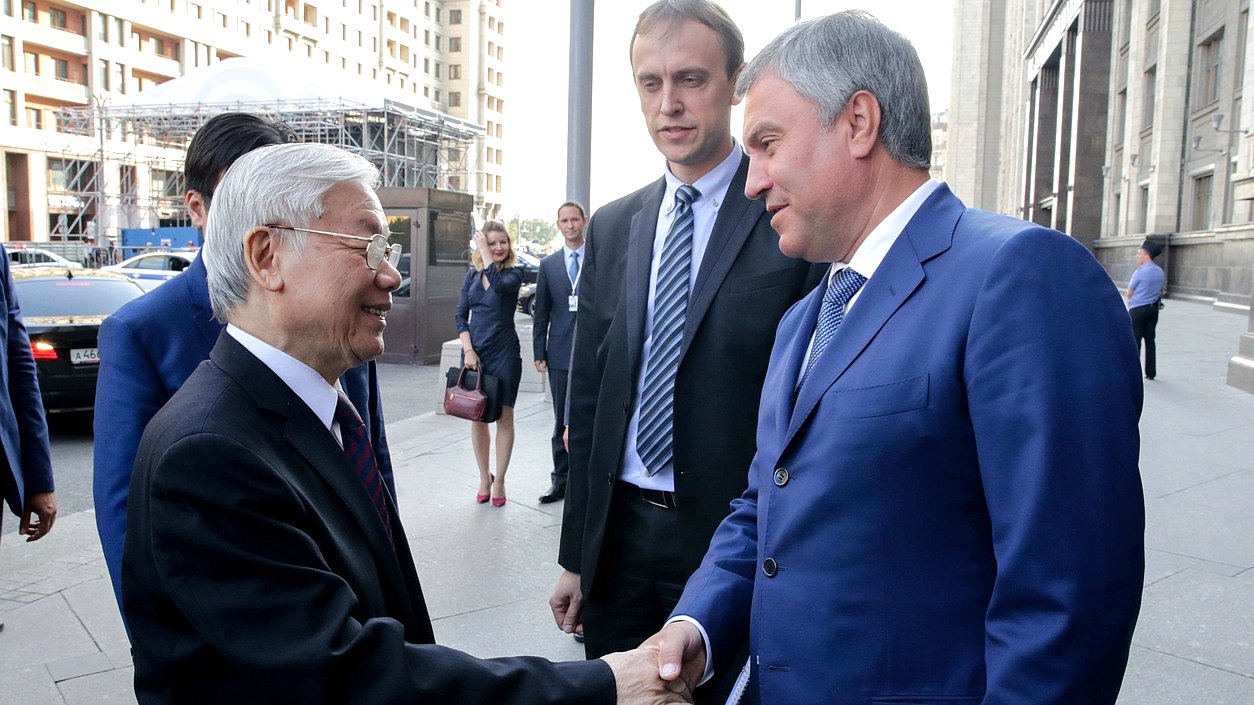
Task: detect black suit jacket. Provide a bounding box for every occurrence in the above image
[560,156,823,594]
[123,334,614,705]
[533,249,578,371]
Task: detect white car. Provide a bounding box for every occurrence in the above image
[103,250,197,291]
[6,246,83,269]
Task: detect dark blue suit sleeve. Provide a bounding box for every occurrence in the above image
[2,251,53,515]
[533,259,552,363]
[965,230,1144,704]
[483,263,523,295]
[93,313,166,608]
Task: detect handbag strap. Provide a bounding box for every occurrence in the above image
[456,365,483,391]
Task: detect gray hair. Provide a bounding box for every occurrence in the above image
[738,10,931,169]
[203,143,380,320]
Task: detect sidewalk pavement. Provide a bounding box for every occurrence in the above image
[2,299,1252,704]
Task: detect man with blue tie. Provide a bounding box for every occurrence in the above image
[550,2,820,702]
[647,11,1146,705]
[533,201,587,504]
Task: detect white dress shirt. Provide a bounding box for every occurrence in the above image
[226,324,347,447]
[619,141,743,492]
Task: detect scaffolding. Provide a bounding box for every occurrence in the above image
[50,98,482,246]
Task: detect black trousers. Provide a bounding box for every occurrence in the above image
[547,368,569,487]
[582,482,740,704]
[1130,304,1159,379]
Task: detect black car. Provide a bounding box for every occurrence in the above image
[517,282,537,316]
[516,251,541,284]
[16,267,146,412]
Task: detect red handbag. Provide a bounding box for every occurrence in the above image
[444,367,489,421]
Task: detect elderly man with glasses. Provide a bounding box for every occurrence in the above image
[121,143,688,705]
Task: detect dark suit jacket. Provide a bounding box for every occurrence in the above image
[560,155,823,594]
[675,185,1144,703]
[533,249,578,371]
[0,246,53,518]
[123,333,614,705]
[94,255,392,610]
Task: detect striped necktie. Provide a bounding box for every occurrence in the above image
[333,395,394,544]
[636,184,699,476]
[798,267,867,390]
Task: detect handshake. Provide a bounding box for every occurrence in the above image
[600,622,708,705]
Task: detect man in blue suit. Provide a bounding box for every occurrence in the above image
[532,201,586,504]
[93,114,394,614]
[648,12,1145,705]
[1,244,58,633]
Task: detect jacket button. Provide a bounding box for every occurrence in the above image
[762,557,778,577]
[622,402,630,414]
[607,473,615,486]
[773,468,789,487]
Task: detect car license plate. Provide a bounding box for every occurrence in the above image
[70,348,100,365]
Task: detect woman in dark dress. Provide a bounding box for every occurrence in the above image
[455,220,523,507]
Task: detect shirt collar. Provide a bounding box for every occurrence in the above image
[661,140,742,214]
[563,242,584,257]
[226,324,339,431]
[830,179,942,284]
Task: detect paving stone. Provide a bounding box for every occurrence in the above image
[1136,570,1254,678]
[45,652,114,682]
[62,578,130,657]
[55,666,138,705]
[1117,646,1254,705]
[433,598,585,663]
[1144,496,1254,569]
[0,595,98,672]
[1143,549,1200,587]
[0,665,64,705]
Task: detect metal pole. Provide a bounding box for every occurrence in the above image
[566,0,594,210]
[795,0,801,21]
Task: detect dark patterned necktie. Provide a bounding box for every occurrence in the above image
[333,395,394,545]
[798,267,867,390]
[636,184,699,476]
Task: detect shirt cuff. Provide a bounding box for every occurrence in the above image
[665,615,715,686]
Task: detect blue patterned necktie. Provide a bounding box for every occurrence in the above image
[798,267,867,390]
[568,251,580,285]
[333,395,394,545]
[636,184,699,476]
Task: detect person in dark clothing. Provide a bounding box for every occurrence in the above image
[455,220,523,507]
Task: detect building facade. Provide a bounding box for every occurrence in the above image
[949,0,1254,393]
[930,109,949,183]
[0,0,505,243]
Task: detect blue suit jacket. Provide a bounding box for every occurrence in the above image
[93,255,393,610]
[0,245,54,518]
[532,249,577,371]
[675,186,1145,704]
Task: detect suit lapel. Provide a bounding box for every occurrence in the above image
[626,178,666,378]
[783,185,962,445]
[210,335,416,623]
[683,156,758,352]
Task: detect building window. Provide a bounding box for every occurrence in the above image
[1196,31,1223,108]
[424,29,429,46]
[24,49,36,74]
[434,61,440,78]
[26,106,40,129]
[98,58,108,90]
[113,62,125,93]
[50,7,66,29]
[434,35,440,51]
[1114,88,1126,142]
[1142,66,1156,128]
[53,57,69,80]
[450,9,461,24]
[3,89,15,126]
[1192,173,1213,230]
[448,91,460,107]
[98,15,109,40]
[1,35,12,71]
[433,88,440,101]
[1239,11,1249,87]
[449,64,461,80]
[22,1,34,22]
[1139,186,1150,232]
[449,36,461,52]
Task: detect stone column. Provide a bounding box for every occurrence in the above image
[1229,270,1254,394]
[1065,0,1113,249]
[1052,30,1076,233]
[1028,65,1059,226]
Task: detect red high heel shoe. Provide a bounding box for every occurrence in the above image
[476,474,495,504]
[490,474,506,507]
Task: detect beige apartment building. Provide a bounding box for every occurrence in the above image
[0,0,506,243]
[948,0,1254,392]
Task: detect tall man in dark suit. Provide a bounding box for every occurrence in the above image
[533,201,586,504]
[123,142,688,705]
[549,2,819,696]
[0,244,57,633]
[93,113,394,615]
[648,12,1145,704]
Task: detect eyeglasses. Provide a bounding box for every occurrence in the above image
[264,224,402,271]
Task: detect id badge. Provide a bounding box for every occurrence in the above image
[568,295,579,312]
